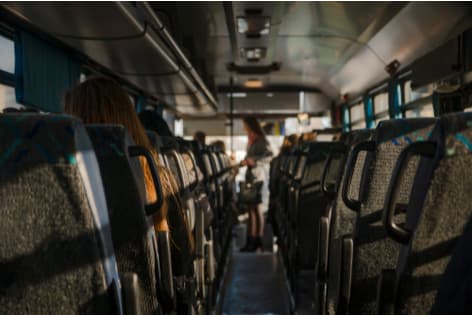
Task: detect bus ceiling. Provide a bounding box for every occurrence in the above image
[1,2,472,117]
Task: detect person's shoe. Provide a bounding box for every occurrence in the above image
[254,237,264,253]
[240,236,255,252]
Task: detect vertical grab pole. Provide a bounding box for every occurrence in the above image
[229,76,234,152]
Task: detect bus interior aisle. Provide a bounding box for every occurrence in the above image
[2,2,472,315]
[220,247,293,314]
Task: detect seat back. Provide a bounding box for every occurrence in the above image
[393,113,472,314]
[325,129,373,315]
[348,118,436,314]
[86,125,161,315]
[295,142,336,270]
[0,114,122,314]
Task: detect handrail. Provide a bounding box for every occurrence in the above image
[138,2,218,110]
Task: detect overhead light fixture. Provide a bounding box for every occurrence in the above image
[244,79,263,88]
[240,47,267,62]
[226,92,247,98]
[237,16,271,38]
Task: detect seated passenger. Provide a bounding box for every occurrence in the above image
[210,139,226,153]
[193,130,206,146]
[300,131,318,143]
[139,105,174,137]
[63,77,195,290]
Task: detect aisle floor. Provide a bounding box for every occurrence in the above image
[221,252,292,315]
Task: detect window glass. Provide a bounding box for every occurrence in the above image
[351,120,366,130]
[374,92,389,114]
[404,103,434,118]
[0,84,23,112]
[404,80,433,103]
[350,102,364,123]
[0,35,14,73]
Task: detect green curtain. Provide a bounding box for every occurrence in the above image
[15,31,81,112]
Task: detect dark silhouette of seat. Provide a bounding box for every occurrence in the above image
[86,125,163,315]
[382,113,472,314]
[0,114,123,314]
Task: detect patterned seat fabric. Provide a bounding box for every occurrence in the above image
[348,118,436,314]
[86,125,160,315]
[0,114,122,314]
[325,129,373,315]
[394,113,472,315]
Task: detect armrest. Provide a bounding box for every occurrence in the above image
[122,273,142,315]
[317,216,330,282]
[157,231,175,311]
[337,235,354,315]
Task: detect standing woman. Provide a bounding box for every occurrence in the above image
[240,117,273,252]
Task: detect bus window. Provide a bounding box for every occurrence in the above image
[374,92,388,118]
[403,80,433,103]
[0,35,14,73]
[350,102,365,129]
[404,103,434,118]
[0,85,22,112]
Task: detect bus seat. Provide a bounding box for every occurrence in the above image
[384,113,472,315]
[86,125,163,315]
[0,114,123,314]
[315,129,372,315]
[345,118,437,314]
[146,130,163,155]
[287,142,338,306]
[325,129,375,315]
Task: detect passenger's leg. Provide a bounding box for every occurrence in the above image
[248,206,255,237]
[256,205,264,238]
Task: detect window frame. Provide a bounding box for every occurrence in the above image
[368,83,389,126]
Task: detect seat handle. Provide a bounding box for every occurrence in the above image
[129,145,164,216]
[317,216,330,281]
[171,150,187,190]
[121,273,142,315]
[341,141,376,212]
[321,144,347,197]
[382,141,437,244]
[157,231,176,310]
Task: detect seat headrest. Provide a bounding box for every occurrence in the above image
[146,130,163,153]
[86,125,134,157]
[0,113,89,168]
[375,118,437,143]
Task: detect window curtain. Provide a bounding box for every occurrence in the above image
[15,31,81,112]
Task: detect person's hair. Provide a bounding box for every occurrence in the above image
[280,134,298,153]
[210,140,226,152]
[139,109,173,137]
[242,117,265,138]
[193,131,206,144]
[64,77,192,246]
[300,131,317,143]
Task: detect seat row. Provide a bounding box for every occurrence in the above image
[0,113,235,315]
[269,112,472,314]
